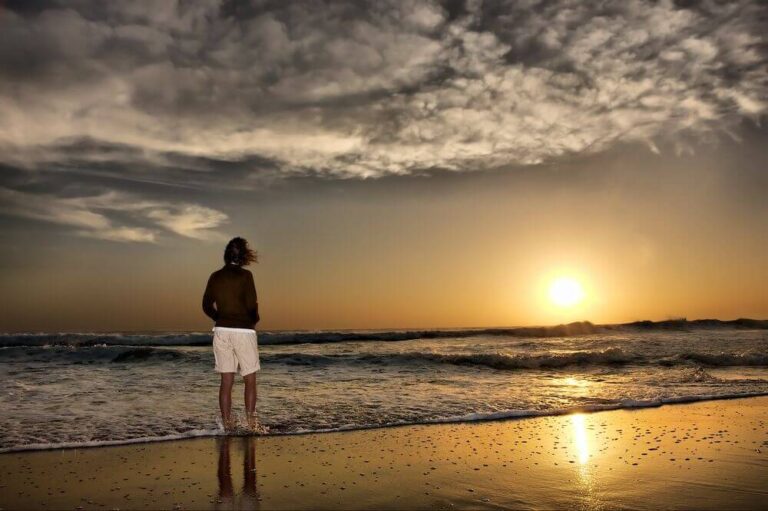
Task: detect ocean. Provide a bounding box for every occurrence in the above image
[1,322,767,453]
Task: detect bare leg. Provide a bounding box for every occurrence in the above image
[244,372,257,427]
[219,372,235,430]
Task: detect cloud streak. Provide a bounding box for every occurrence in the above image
[0,186,228,243]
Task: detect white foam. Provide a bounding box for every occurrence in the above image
[0,428,224,454]
[2,391,765,454]
[340,391,768,430]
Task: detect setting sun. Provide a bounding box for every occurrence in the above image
[549,277,585,307]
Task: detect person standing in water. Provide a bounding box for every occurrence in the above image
[202,237,261,432]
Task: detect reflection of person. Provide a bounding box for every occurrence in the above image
[216,436,234,509]
[203,237,261,432]
[241,436,260,510]
[216,436,261,511]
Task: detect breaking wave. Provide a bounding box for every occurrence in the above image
[2,345,767,369]
[3,318,766,348]
[266,348,768,370]
[0,322,601,347]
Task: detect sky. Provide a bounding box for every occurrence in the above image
[0,0,766,332]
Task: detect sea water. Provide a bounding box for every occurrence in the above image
[1,325,767,452]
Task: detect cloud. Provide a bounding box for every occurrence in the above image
[145,204,229,240]
[0,186,229,243]
[0,0,765,184]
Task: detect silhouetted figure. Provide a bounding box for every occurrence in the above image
[203,237,261,431]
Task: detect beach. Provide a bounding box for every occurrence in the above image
[2,1,768,509]
[2,395,766,510]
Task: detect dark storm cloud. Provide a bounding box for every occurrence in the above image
[0,0,766,241]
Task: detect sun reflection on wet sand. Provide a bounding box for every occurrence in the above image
[571,413,590,465]
[570,412,603,510]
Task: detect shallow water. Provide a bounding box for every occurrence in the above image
[1,327,767,452]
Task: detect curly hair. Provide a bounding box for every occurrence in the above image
[223,237,258,266]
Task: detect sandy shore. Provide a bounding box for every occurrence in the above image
[1,396,767,510]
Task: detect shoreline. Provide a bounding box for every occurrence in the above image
[2,391,768,455]
[2,396,767,510]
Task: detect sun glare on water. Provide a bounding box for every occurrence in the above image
[549,277,585,307]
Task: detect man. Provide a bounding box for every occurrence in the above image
[202,236,261,432]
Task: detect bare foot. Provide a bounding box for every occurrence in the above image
[223,417,238,433]
[245,415,269,434]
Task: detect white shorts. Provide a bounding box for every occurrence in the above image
[212,326,261,376]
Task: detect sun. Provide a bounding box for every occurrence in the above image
[548,277,585,307]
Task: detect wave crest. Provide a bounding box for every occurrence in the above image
[265,348,768,370]
[2,345,767,370]
[2,318,767,347]
[264,348,639,370]
[0,322,602,347]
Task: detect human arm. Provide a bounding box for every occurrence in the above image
[245,271,259,325]
[202,273,219,321]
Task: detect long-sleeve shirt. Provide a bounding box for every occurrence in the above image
[202,263,259,329]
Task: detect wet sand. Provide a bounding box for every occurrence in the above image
[1,396,767,510]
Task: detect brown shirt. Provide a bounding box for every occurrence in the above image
[202,263,259,329]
